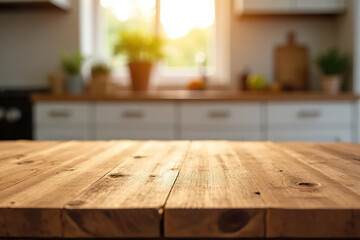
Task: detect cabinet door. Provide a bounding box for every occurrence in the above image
[239,0,293,12]
[268,128,352,143]
[35,127,89,140]
[35,103,90,125]
[267,102,353,127]
[180,129,262,141]
[296,0,346,12]
[96,127,174,140]
[180,102,262,128]
[95,103,174,126]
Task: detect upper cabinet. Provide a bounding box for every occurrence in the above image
[0,0,70,11]
[295,0,346,12]
[235,0,346,15]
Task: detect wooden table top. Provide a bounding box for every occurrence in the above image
[0,141,359,238]
[31,91,359,102]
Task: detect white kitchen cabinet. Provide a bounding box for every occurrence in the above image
[33,100,356,142]
[268,128,352,142]
[180,128,262,141]
[96,128,175,140]
[235,0,346,14]
[179,102,264,140]
[267,101,355,142]
[235,0,293,13]
[267,102,353,126]
[35,127,89,141]
[95,102,175,140]
[34,102,92,140]
[296,0,346,12]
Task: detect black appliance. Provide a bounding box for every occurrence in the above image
[0,88,47,140]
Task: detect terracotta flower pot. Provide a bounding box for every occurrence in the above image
[128,61,153,91]
[321,75,342,94]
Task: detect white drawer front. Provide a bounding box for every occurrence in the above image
[35,103,90,125]
[35,127,89,140]
[180,103,262,127]
[96,127,174,140]
[268,128,352,143]
[96,103,175,125]
[296,0,346,11]
[180,129,262,141]
[268,102,353,126]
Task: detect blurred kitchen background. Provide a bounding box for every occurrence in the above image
[1,0,360,142]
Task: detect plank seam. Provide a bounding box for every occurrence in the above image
[160,141,192,237]
[59,141,146,238]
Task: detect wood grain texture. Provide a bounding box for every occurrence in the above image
[164,141,265,238]
[31,91,359,102]
[229,142,360,238]
[0,141,360,239]
[63,141,190,238]
[0,141,144,238]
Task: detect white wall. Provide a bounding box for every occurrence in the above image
[231,3,354,91]
[0,0,80,88]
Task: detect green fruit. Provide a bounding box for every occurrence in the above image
[247,75,267,90]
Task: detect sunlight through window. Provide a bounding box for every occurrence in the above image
[160,0,215,40]
[99,0,216,74]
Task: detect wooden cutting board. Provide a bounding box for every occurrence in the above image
[275,32,308,90]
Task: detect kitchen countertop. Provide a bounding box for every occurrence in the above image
[0,140,359,238]
[31,91,360,102]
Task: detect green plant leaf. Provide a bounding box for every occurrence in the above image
[316,48,348,75]
[113,30,165,63]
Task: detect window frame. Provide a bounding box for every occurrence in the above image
[86,0,230,88]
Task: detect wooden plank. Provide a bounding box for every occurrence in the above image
[0,141,143,238]
[164,141,265,238]
[63,141,190,238]
[0,141,60,162]
[0,141,86,190]
[230,142,360,238]
[274,142,360,194]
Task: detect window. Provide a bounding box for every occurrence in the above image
[83,0,231,87]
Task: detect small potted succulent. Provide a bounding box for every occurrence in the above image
[91,62,112,82]
[114,30,164,91]
[60,51,85,94]
[90,62,112,96]
[316,48,348,94]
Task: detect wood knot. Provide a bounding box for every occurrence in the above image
[254,191,261,195]
[297,182,317,187]
[149,175,156,178]
[133,155,146,159]
[279,170,283,172]
[218,210,250,233]
[293,181,320,191]
[109,173,130,179]
[17,160,34,165]
[67,200,85,206]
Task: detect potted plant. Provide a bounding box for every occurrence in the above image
[316,48,348,94]
[114,30,164,91]
[91,62,111,81]
[90,62,112,96]
[60,51,85,94]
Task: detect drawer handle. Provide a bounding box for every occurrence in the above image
[207,110,230,118]
[48,110,71,118]
[297,110,321,119]
[122,110,144,119]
